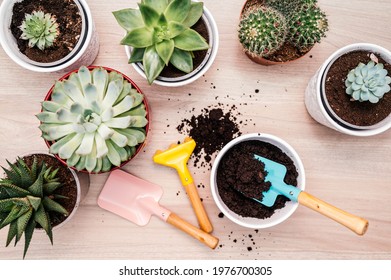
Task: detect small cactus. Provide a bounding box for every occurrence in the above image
[20,10,59,51]
[345,61,391,103]
[238,6,287,57]
[287,5,328,51]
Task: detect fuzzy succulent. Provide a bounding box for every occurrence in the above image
[19,10,59,51]
[36,66,148,173]
[345,61,391,103]
[238,6,287,57]
[0,156,67,258]
[113,0,209,84]
[287,5,328,51]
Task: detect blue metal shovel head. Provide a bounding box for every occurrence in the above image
[253,154,301,207]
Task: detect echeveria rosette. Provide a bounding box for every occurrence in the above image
[113,0,209,84]
[37,66,148,173]
[345,61,391,103]
[0,156,67,258]
[20,10,59,51]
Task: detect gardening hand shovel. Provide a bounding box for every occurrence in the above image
[238,154,368,235]
[153,137,213,233]
[97,169,219,249]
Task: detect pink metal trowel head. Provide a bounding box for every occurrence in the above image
[97,169,170,226]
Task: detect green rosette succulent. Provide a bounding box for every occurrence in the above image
[37,66,148,173]
[345,61,391,103]
[238,6,287,57]
[113,0,209,84]
[0,156,67,258]
[20,10,59,51]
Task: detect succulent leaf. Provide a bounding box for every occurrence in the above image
[38,67,148,172]
[182,2,204,28]
[129,48,146,63]
[139,3,160,27]
[156,39,175,65]
[112,8,143,31]
[143,45,166,84]
[173,29,209,51]
[345,61,391,103]
[165,0,191,23]
[142,0,168,13]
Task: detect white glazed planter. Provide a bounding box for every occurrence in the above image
[210,133,305,229]
[305,43,391,136]
[0,0,99,73]
[125,4,219,87]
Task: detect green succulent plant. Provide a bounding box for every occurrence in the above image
[239,1,328,59]
[0,156,68,258]
[238,6,287,57]
[287,5,328,51]
[19,10,59,51]
[113,0,210,84]
[36,66,148,173]
[345,61,391,103]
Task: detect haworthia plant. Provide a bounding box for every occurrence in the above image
[345,60,391,103]
[19,10,59,51]
[0,156,67,258]
[113,0,209,84]
[37,66,148,173]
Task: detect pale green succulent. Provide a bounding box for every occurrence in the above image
[37,66,148,173]
[20,10,59,51]
[345,61,391,103]
[113,0,209,84]
[0,156,67,258]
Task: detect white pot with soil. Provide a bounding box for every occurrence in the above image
[114,0,219,87]
[210,133,305,229]
[0,153,89,258]
[305,43,391,136]
[0,0,99,73]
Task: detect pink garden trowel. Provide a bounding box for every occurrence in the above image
[97,169,219,249]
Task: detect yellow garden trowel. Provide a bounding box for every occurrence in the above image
[153,137,213,233]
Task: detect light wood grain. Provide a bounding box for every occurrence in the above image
[1,0,391,260]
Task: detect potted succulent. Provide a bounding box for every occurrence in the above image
[0,153,89,258]
[210,133,305,229]
[238,0,328,65]
[36,66,150,173]
[113,0,219,86]
[305,43,391,136]
[0,0,99,73]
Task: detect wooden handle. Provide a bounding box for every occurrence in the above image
[183,182,213,233]
[298,192,369,235]
[166,212,219,249]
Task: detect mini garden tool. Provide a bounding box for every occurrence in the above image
[240,154,369,235]
[97,169,219,249]
[153,137,213,233]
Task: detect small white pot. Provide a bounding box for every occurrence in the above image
[0,0,99,73]
[305,43,391,136]
[125,4,219,87]
[210,133,305,229]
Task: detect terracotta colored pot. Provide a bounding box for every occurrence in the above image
[239,0,311,66]
[42,66,150,174]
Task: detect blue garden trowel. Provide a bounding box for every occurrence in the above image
[247,154,369,236]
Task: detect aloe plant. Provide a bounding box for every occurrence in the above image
[37,66,148,173]
[0,156,67,258]
[113,0,209,84]
[20,10,59,51]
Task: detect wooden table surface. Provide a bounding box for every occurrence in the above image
[1,0,391,260]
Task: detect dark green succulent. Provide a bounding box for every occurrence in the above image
[113,0,209,84]
[0,156,68,258]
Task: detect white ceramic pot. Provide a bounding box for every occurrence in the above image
[125,4,219,87]
[305,43,391,136]
[210,133,305,229]
[0,0,99,73]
